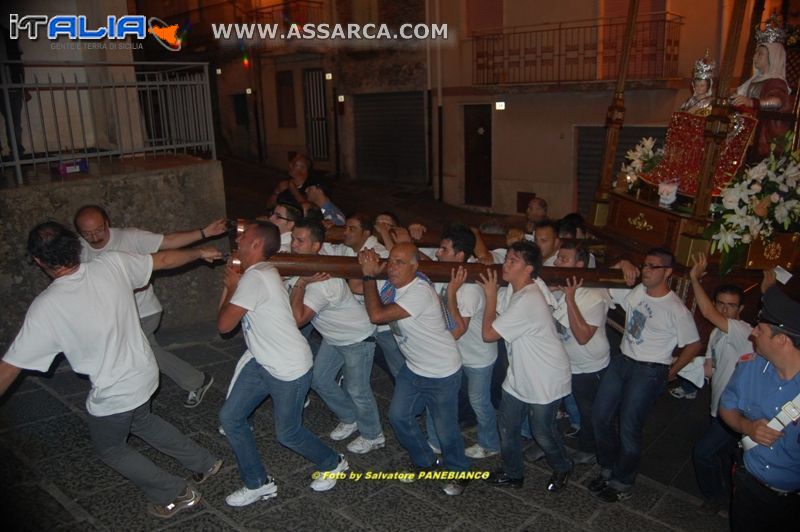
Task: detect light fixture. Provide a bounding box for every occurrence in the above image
[495,101,506,110]
[325,72,333,80]
[337,95,345,102]
[215,68,222,75]
[246,88,252,95]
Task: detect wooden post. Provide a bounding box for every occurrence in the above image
[591,0,640,226]
[692,0,750,221]
[595,0,641,197]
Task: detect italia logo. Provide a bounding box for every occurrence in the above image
[9,14,184,51]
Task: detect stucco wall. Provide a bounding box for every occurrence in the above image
[0,158,228,352]
[434,0,758,218]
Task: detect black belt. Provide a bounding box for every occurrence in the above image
[623,356,669,369]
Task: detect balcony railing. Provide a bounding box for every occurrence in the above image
[248,0,325,50]
[473,12,683,85]
[0,61,216,185]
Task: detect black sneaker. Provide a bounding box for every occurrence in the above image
[547,469,572,492]
[184,373,214,408]
[587,475,607,494]
[595,485,632,503]
[485,471,524,489]
[191,458,223,484]
[400,457,442,484]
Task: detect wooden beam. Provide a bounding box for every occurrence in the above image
[693,0,750,221]
[265,254,630,288]
[595,0,640,200]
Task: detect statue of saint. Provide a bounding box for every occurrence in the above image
[730,17,792,159]
[680,50,714,116]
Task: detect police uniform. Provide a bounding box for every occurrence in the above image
[719,286,800,531]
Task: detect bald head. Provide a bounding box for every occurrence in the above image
[74,205,111,248]
[387,243,419,288]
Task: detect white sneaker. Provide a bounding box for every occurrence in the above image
[669,387,697,399]
[225,479,278,507]
[310,455,349,492]
[428,442,441,455]
[347,434,386,454]
[465,444,499,459]
[330,421,358,441]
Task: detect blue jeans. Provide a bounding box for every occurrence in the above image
[498,390,572,479]
[592,354,668,489]
[375,329,404,379]
[311,338,382,439]
[428,364,500,452]
[219,359,338,488]
[571,367,607,453]
[388,364,469,471]
[693,415,737,500]
[563,394,581,428]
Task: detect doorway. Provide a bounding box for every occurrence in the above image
[464,104,492,206]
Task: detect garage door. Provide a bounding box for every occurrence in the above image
[353,91,426,182]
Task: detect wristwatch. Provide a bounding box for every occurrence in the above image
[362,275,377,281]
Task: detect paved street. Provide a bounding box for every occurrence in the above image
[1,321,728,532]
[0,157,731,531]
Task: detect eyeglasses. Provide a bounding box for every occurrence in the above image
[270,212,292,222]
[640,263,670,270]
[79,225,106,239]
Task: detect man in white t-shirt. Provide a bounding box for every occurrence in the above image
[217,221,347,508]
[74,205,227,408]
[480,241,573,492]
[591,248,702,502]
[288,220,384,455]
[426,224,500,460]
[533,220,561,267]
[359,243,470,496]
[325,214,405,383]
[688,253,753,514]
[1,222,223,519]
[553,242,612,465]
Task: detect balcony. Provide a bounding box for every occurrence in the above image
[472,12,683,86]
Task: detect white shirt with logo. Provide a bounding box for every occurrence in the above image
[619,284,700,365]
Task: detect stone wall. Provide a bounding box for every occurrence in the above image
[0,158,228,352]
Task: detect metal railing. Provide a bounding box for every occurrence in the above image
[473,12,683,85]
[0,61,216,185]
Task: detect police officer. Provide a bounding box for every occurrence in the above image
[719,285,800,531]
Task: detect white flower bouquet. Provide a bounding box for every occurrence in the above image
[620,137,664,191]
[707,133,800,273]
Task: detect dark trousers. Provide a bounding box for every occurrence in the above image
[692,415,737,501]
[731,463,797,532]
[572,367,607,454]
[86,401,215,504]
